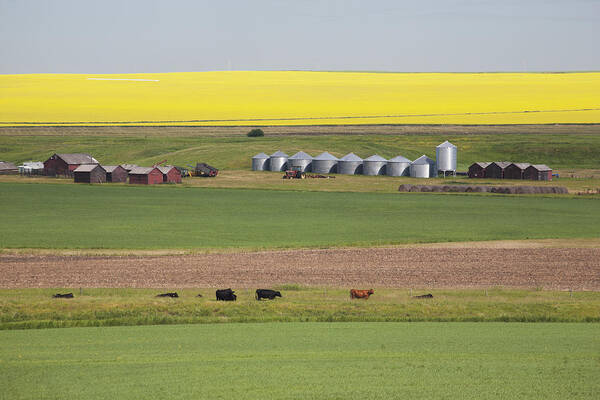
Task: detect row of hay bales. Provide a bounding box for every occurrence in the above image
[252,151,437,177]
[398,184,568,194]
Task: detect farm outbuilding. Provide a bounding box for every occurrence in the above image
[311,152,338,174]
[468,162,490,178]
[157,166,182,183]
[435,141,457,175]
[484,162,511,179]
[386,155,411,177]
[103,165,128,183]
[128,167,163,185]
[120,164,138,172]
[504,163,531,180]
[524,165,553,181]
[44,153,98,177]
[73,164,106,184]
[269,151,289,172]
[0,161,18,175]
[337,153,363,175]
[363,155,387,176]
[252,153,270,171]
[18,162,44,175]
[287,152,313,172]
[410,155,436,178]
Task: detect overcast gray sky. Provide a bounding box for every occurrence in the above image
[1,0,598,74]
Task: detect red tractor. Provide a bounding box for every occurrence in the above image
[283,167,305,179]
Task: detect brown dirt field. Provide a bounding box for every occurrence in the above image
[1,246,599,290]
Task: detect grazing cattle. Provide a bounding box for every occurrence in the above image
[52,293,74,298]
[350,289,374,299]
[196,294,203,298]
[216,288,237,301]
[413,293,433,299]
[255,289,282,300]
[156,292,179,298]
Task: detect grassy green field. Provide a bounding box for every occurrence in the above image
[1,322,598,399]
[1,288,599,330]
[1,183,599,250]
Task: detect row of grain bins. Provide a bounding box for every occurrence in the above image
[252,141,456,178]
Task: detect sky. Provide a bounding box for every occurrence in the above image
[0,0,599,74]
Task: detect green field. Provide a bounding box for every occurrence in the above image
[1,183,599,250]
[1,322,598,399]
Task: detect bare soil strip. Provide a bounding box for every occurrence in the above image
[2,246,599,290]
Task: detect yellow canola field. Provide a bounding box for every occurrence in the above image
[1,71,599,125]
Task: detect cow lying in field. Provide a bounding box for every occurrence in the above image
[350,289,374,299]
[52,293,74,298]
[216,288,237,301]
[413,293,433,299]
[156,292,179,298]
[255,289,282,300]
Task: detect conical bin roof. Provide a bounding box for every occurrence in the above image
[388,155,411,163]
[270,150,289,158]
[289,151,312,160]
[339,153,362,162]
[364,154,387,162]
[252,152,270,159]
[412,155,435,165]
[436,140,456,148]
[313,152,338,161]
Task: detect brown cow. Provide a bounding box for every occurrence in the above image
[350,289,374,299]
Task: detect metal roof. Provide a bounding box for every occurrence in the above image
[73,164,105,173]
[436,140,457,148]
[313,152,338,161]
[339,153,362,162]
[101,165,123,173]
[489,162,511,169]
[129,167,158,175]
[252,152,270,159]
[270,150,289,158]
[412,155,435,165]
[55,153,98,165]
[0,161,17,170]
[22,161,44,168]
[289,151,312,160]
[510,163,531,170]
[364,154,387,162]
[529,164,551,171]
[471,162,491,168]
[388,155,411,163]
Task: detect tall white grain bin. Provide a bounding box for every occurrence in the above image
[387,155,411,177]
[252,152,270,171]
[337,153,363,175]
[311,152,338,174]
[288,151,313,172]
[410,155,436,178]
[269,151,289,172]
[362,155,387,176]
[436,141,457,176]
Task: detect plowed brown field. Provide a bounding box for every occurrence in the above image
[2,246,599,290]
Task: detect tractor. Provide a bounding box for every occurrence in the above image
[283,166,305,179]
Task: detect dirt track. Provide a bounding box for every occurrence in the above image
[1,246,599,290]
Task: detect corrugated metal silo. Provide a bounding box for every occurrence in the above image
[269,150,289,172]
[410,155,436,178]
[337,153,363,175]
[436,141,457,176]
[311,152,338,174]
[288,151,313,172]
[362,155,387,176]
[252,152,270,171]
[386,155,411,176]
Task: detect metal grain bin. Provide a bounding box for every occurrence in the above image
[311,152,338,174]
[436,141,457,174]
[288,151,313,172]
[269,150,289,172]
[363,155,387,176]
[337,153,363,175]
[387,155,411,177]
[410,155,436,178]
[252,152,270,171]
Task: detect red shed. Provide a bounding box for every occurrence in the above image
[128,167,163,185]
[44,153,98,176]
[73,164,106,183]
[504,163,530,180]
[468,162,490,178]
[103,165,128,183]
[157,166,182,184]
[524,164,553,181]
[484,162,511,179]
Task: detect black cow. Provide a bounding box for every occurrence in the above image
[216,288,237,301]
[52,293,74,298]
[413,293,433,299]
[156,292,179,298]
[255,289,282,300]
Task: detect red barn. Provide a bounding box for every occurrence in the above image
[157,166,182,184]
[468,162,490,178]
[44,153,98,176]
[524,164,553,181]
[504,163,530,180]
[103,165,128,183]
[128,167,163,185]
[73,164,106,183]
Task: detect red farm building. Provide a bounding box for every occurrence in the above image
[484,162,511,179]
[157,166,182,184]
[103,165,128,183]
[73,164,106,183]
[44,153,98,177]
[524,164,553,181]
[504,163,531,180]
[467,162,490,178]
[128,167,163,185]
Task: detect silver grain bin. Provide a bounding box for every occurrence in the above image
[311,152,338,174]
[337,153,363,175]
[387,155,411,177]
[269,150,289,172]
[252,152,270,171]
[288,151,313,172]
[436,141,457,176]
[410,155,436,178]
[363,155,387,176]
